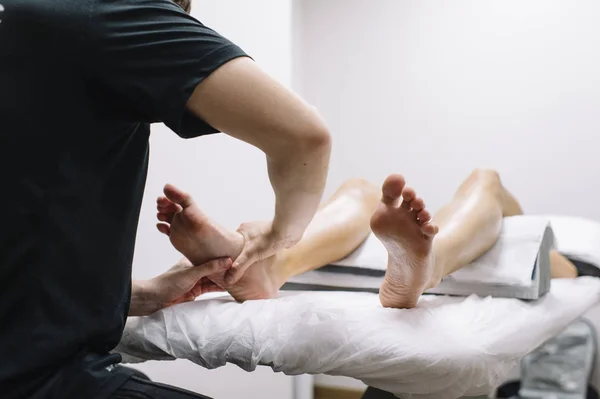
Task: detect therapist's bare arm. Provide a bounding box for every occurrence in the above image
[186,57,331,282]
[129,258,231,316]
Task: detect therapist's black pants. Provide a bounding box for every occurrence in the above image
[111,376,213,399]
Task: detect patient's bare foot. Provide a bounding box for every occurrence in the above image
[156,184,244,266]
[209,255,286,301]
[370,175,439,309]
[157,184,282,301]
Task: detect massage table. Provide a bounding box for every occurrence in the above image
[501,215,600,393]
[114,215,600,399]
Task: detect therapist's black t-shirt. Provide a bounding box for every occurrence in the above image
[0,1,247,398]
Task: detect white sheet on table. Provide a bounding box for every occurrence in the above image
[546,215,600,265]
[116,278,600,399]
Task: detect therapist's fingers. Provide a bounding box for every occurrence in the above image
[171,292,196,306]
[190,277,225,297]
[186,258,232,282]
[226,248,256,284]
[225,246,272,285]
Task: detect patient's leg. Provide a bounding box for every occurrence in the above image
[276,178,381,278]
[218,178,382,301]
[156,179,380,301]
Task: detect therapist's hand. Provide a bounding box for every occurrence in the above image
[129,257,232,317]
[224,220,301,285]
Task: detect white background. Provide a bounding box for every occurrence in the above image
[297,0,600,220]
[131,0,600,396]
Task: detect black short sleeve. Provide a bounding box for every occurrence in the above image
[87,0,249,138]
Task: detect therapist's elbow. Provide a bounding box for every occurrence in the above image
[293,112,332,157]
[264,107,331,162]
[304,121,331,155]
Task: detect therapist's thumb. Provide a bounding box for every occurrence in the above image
[226,251,253,285]
[181,258,232,283]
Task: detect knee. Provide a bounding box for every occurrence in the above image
[467,168,502,192]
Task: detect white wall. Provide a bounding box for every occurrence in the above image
[294,0,600,391]
[130,1,297,398]
[296,0,600,219]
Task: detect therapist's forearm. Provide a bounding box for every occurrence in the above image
[128,280,159,317]
[267,131,331,243]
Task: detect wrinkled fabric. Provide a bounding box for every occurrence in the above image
[115,278,600,399]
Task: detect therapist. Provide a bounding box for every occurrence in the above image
[0,0,331,398]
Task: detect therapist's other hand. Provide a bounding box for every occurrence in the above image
[224,221,300,285]
[130,257,231,316]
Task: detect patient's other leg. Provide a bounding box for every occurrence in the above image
[426,169,511,286]
[487,188,577,279]
[429,169,577,285]
[372,170,548,308]
[550,251,578,278]
[491,190,578,279]
[373,169,535,309]
[452,177,578,279]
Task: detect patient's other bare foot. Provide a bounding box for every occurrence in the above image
[370,175,439,309]
[156,184,244,266]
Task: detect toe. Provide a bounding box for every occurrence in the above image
[156,223,171,236]
[417,209,431,223]
[157,202,181,213]
[157,196,172,206]
[157,212,174,223]
[421,222,439,237]
[401,187,416,209]
[164,184,194,208]
[381,174,405,206]
[411,197,425,212]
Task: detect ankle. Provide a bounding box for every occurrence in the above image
[270,251,294,287]
[230,231,245,260]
